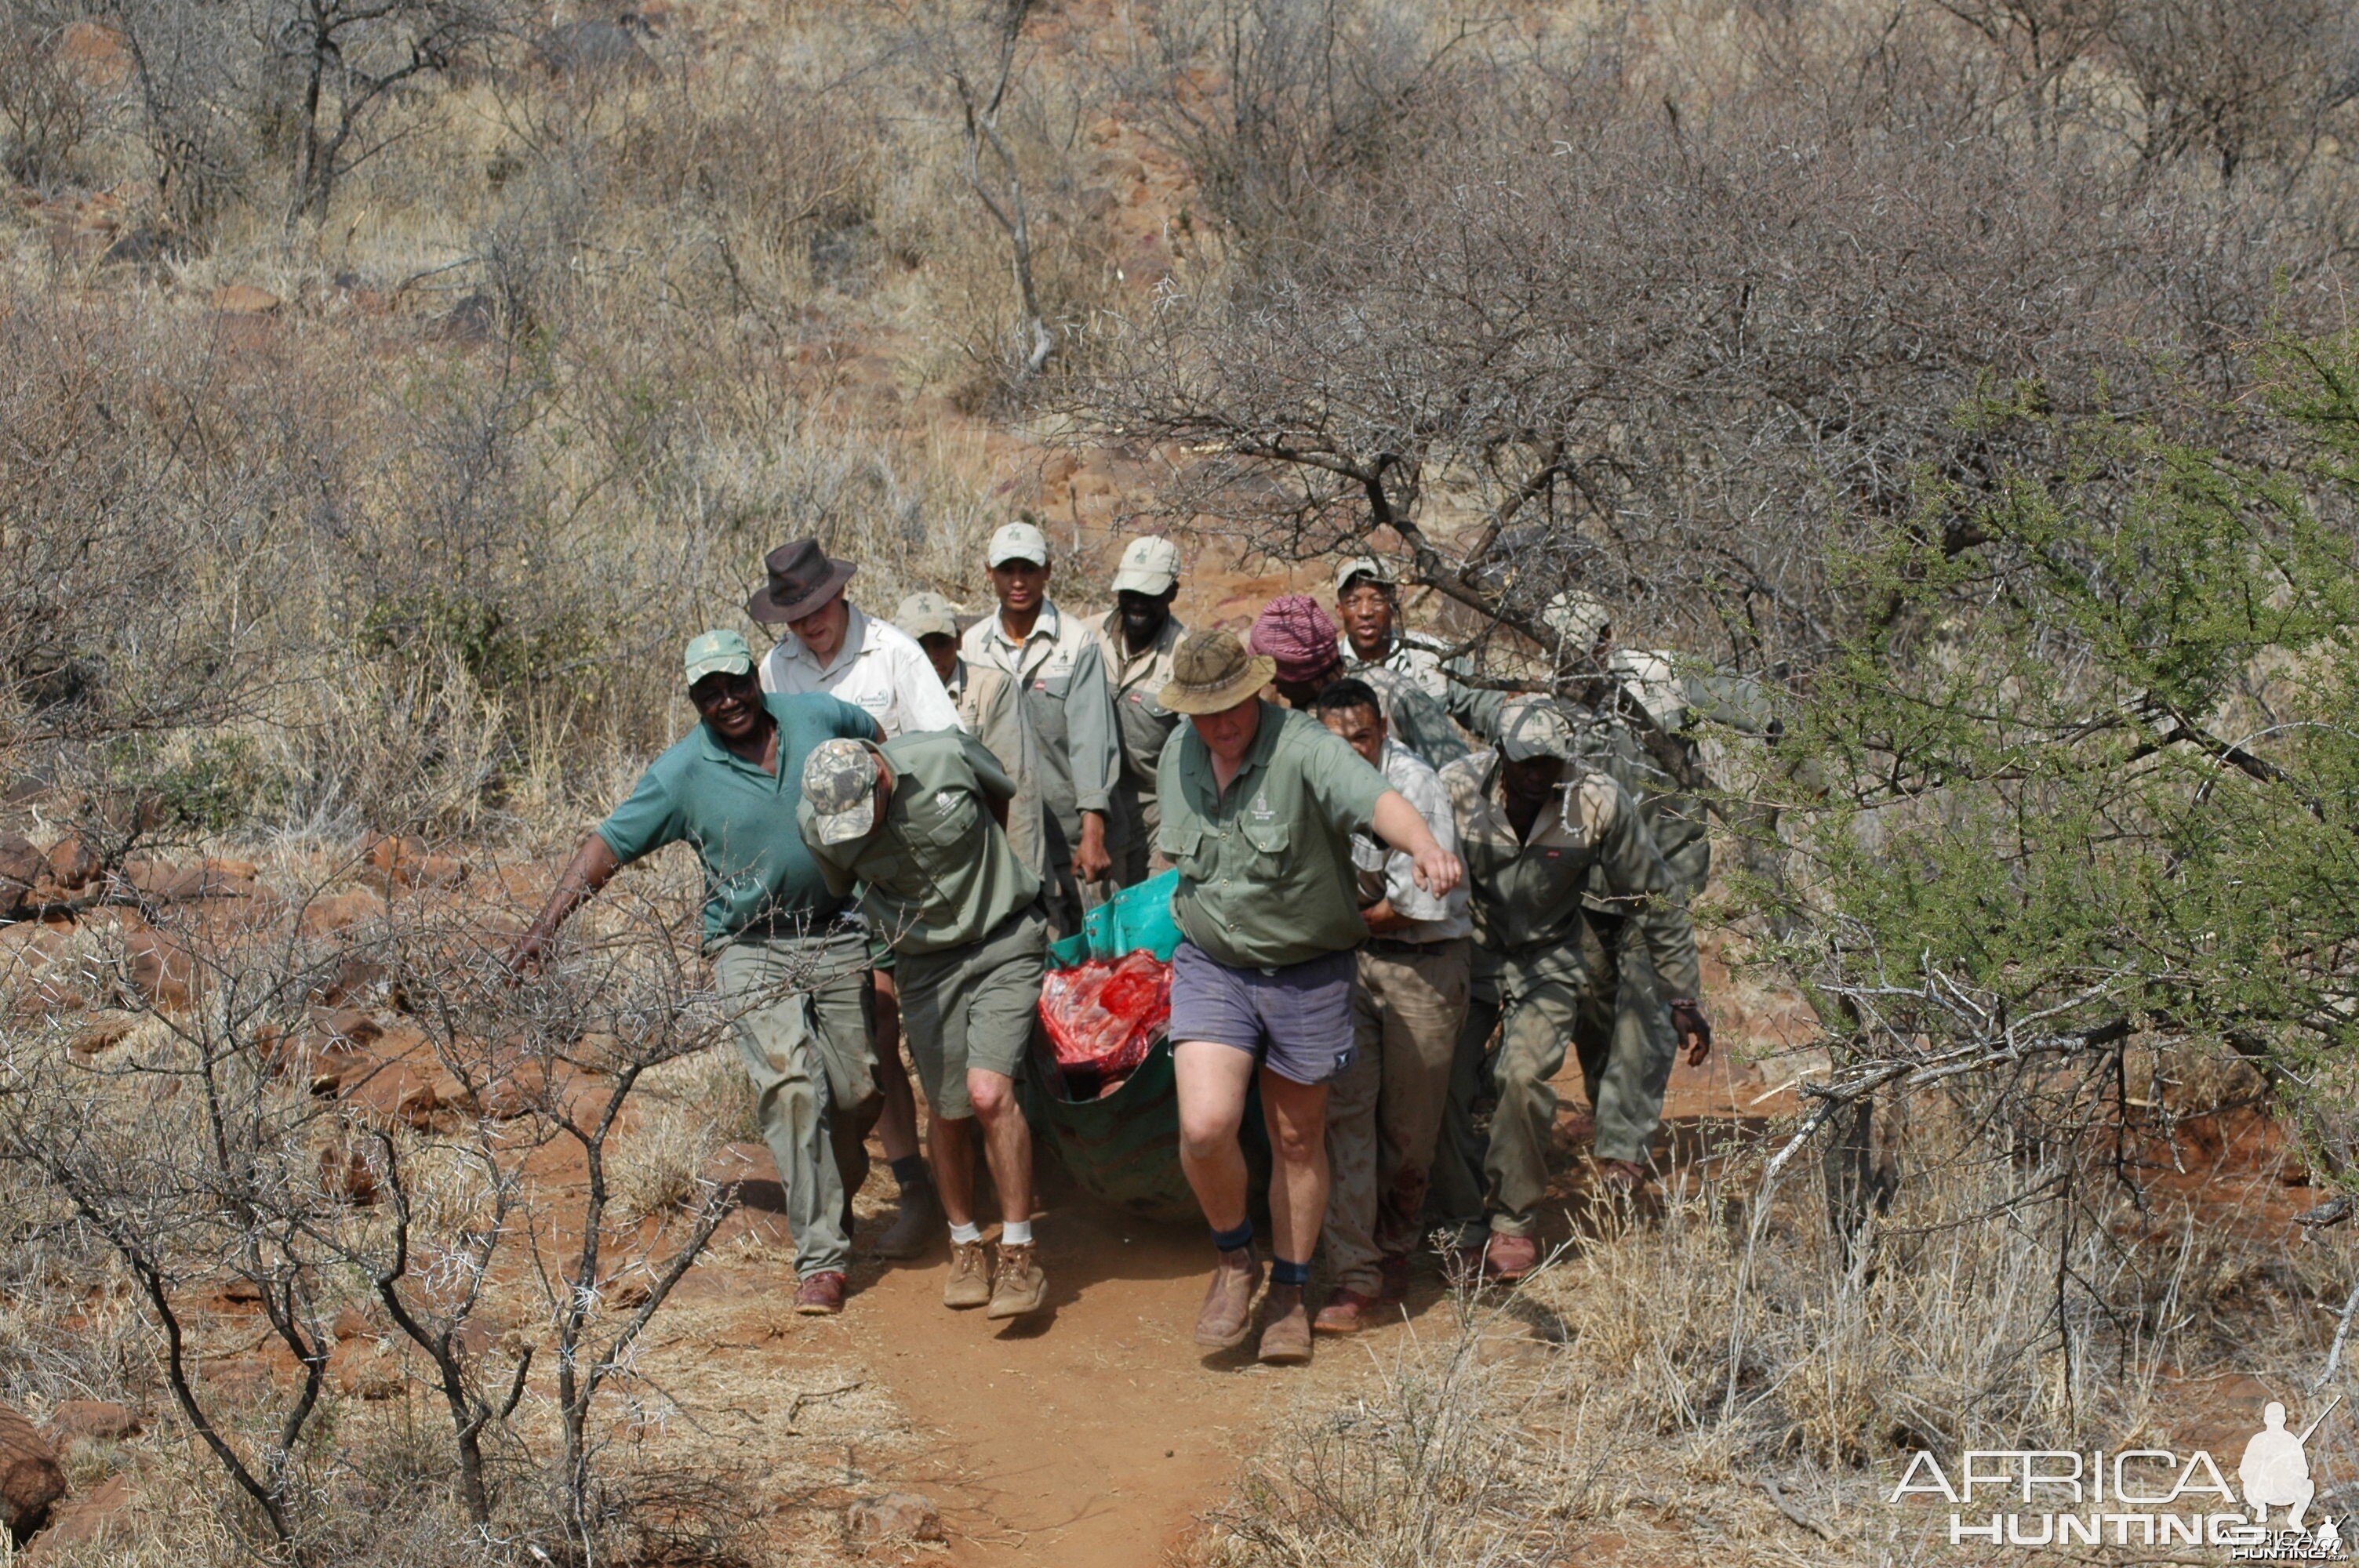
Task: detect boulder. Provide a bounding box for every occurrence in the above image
[329,1339,404,1401]
[42,1402,140,1447]
[124,925,198,1010]
[478,1060,548,1120]
[0,835,41,913]
[211,285,282,315]
[0,1403,65,1544]
[24,1475,135,1557]
[847,1493,944,1544]
[42,836,99,893]
[318,1144,380,1205]
[67,1011,137,1058]
[300,887,387,938]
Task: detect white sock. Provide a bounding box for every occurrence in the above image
[949,1221,983,1246]
[1001,1219,1033,1247]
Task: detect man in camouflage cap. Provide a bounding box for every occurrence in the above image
[798,730,1051,1323]
[1429,697,1713,1280]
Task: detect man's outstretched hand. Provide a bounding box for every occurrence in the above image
[1670,998,1713,1066]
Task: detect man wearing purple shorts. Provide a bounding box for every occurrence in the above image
[1154,629,1464,1364]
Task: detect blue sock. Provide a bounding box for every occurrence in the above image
[1211,1220,1254,1254]
[1270,1258,1310,1288]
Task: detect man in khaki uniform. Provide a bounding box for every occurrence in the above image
[1310,678,1472,1334]
[1093,535,1187,886]
[1156,631,1463,1365]
[1431,698,1711,1280]
[959,521,1121,935]
[799,731,1050,1322]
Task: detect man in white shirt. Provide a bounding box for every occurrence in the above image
[958,521,1120,938]
[751,539,966,738]
[1309,677,1474,1334]
[748,537,965,1260]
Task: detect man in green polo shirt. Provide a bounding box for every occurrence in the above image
[507,630,884,1317]
[1155,630,1463,1366]
[1430,698,1712,1281]
[798,729,1050,1323]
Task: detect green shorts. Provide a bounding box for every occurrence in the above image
[894,906,1045,1120]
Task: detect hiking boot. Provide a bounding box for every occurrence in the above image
[985,1243,1047,1319]
[1378,1254,1410,1305]
[1484,1232,1539,1282]
[1595,1158,1648,1196]
[1256,1285,1311,1364]
[871,1181,941,1260]
[944,1239,992,1308]
[1192,1246,1262,1349]
[1312,1288,1383,1336]
[793,1271,846,1316]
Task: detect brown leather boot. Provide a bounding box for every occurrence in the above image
[943,1238,992,1308]
[1192,1246,1262,1349]
[986,1243,1047,1319]
[1257,1285,1311,1364]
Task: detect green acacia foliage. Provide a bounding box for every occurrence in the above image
[1768,333,2359,1172]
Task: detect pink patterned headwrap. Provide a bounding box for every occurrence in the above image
[1249,595,1343,685]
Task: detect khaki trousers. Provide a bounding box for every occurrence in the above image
[711,931,879,1279]
[1322,938,1471,1295]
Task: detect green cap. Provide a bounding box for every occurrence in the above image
[684,629,755,685]
[1496,696,1579,763]
[801,738,882,845]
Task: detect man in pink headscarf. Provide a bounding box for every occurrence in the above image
[1249,597,1471,769]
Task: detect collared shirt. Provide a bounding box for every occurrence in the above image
[801,729,1041,956]
[1441,748,1701,998]
[595,694,879,950]
[1353,739,1471,943]
[760,602,965,739]
[946,656,1046,877]
[1094,608,1187,792]
[1338,629,1450,701]
[960,598,1121,862]
[1157,702,1391,971]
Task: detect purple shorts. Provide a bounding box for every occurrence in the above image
[1169,942,1358,1086]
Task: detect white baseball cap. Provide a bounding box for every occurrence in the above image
[987,521,1051,568]
[1110,535,1182,595]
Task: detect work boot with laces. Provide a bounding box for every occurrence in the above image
[1193,1246,1262,1350]
[985,1243,1047,1319]
[943,1238,992,1309]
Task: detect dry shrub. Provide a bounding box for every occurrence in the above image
[608,1098,724,1228]
[1207,1091,2359,1566]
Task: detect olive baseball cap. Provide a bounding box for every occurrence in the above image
[683,629,755,685]
[893,591,964,642]
[801,739,883,845]
[987,521,1052,568]
[1496,696,1579,762]
[1111,535,1183,595]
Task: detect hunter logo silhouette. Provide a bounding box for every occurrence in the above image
[2241,1397,2339,1530]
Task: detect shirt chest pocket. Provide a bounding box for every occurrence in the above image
[918,790,980,851]
[1158,821,1213,880]
[1241,818,1290,876]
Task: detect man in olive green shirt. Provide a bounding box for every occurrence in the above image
[799,731,1049,1322]
[507,631,881,1318]
[1095,535,1188,885]
[1156,630,1463,1367]
[1431,698,1711,1281]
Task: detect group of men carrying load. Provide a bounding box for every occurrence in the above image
[507,521,1715,1366]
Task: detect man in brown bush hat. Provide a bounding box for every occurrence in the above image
[1155,628,1463,1366]
[751,537,966,1262]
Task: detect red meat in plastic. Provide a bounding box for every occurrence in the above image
[1040,950,1171,1090]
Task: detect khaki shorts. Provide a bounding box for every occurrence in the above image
[894,906,1046,1120]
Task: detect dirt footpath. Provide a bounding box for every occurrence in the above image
[828,1039,1787,1566]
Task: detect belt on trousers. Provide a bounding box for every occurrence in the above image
[1363,935,1456,956]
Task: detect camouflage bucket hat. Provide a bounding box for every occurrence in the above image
[1158,629,1275,715]
[801,739,881,845]
[1496,696,1579,762]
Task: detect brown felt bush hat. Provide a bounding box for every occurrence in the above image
[747,539,856,625]
[1158,629,1275,715]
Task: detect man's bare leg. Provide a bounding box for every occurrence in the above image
[1176,1040,1262,1347]
[868,969,940,1258]
[966,1069,1034,1228]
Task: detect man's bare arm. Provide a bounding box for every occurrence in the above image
[507,833,623,975]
